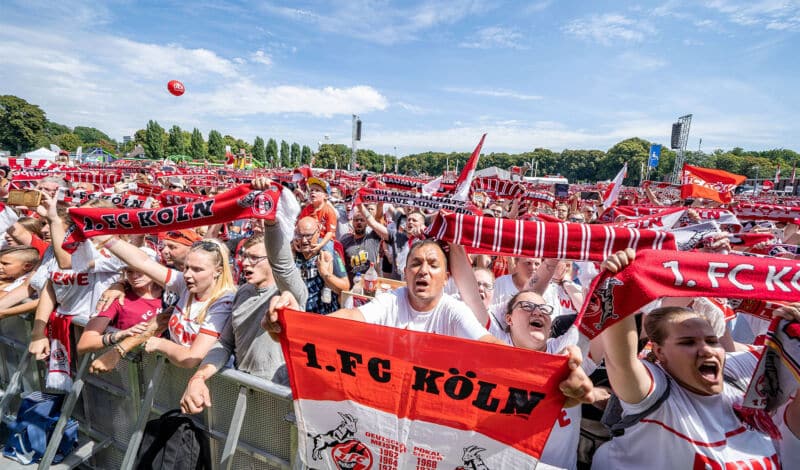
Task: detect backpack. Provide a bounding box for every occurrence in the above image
[134,409,212,470]
[2,392,79,465]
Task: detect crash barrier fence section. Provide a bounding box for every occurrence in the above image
[0,313,299,470]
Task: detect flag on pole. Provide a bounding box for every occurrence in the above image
[601,163,627,214]
[791,163,797,185]
[452,134,487,201]
[680,164,746,204]
[774,165,781,184]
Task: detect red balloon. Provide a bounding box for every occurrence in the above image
[167,80,185,96]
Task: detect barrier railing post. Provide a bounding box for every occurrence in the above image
[0,350,31,419]
[220,385,248,470]
[38,351,93,470]
[119,355,166,470]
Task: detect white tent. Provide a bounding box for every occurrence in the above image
[22,147,57,159]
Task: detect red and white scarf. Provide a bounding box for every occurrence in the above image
[355,187,479,215]
[46,311,73,393]
[63,183,281,249]
[427,211,675,262]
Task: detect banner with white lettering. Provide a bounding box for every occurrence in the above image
[355,187,480,215]
[278,309,568,470]
[578,249,800,340]
[63,183,280,248]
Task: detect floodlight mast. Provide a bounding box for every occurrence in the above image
[670,114,693,184]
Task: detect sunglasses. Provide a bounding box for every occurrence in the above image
[166,231,195,241]
[512,301,554,316]
[191,240,221,252]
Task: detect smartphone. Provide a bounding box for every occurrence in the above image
[7,189,42,207]
[580,191,600,201]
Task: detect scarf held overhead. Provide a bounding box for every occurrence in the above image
[355,187,479,215]
[577,249,800,340]
[63,183,280,248]
[426,211,676,261]
[278,309,568,470]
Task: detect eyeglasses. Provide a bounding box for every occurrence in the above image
[241,254,268,264]
[477,282,494,291]
[512,301,554,316]
[294,229,319,240]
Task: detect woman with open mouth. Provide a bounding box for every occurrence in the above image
[593,249,800,469]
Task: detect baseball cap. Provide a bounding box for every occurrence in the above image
[307,177,330,195]
[163,229,202,246]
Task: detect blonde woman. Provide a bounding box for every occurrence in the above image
[94,236,235,368]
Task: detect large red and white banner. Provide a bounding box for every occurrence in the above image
[279,309,568,470]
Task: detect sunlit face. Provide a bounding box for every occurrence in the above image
[653,315,725,396]
[505,291,552,351]
[41,223,51,242]
[404,243,448,311]
[406,213,425,235]
[37,182,60,198]
[556,205,569,220]
[0,254,33,281]
[241,243,272,288]
[182,250,221,298]
[161,240,191,269]
[3,233,20,247]
[474,269,494,307]
[125,268,156,291]
[294,219,320,256]
[352,213,367,236]
[515,257,541,281]
[308,184,327,206]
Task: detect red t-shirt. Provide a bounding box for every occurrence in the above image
[299,203,338,238]
[97,292,162,330]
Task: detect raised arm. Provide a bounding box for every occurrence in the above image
[597,249,652,404]
[448,243,489,328]
[95,236,170,286]
[360,204,389,240]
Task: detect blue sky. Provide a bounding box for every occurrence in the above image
[2,0,799,156]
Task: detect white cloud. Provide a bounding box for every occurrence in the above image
[460,26,526,49]
[444,87,543,101]
[617,51,668,70]
[250,50,273,66]
[260,0,491,45]
[563,13,656,45]
[704,0,800,31]
[395,101,429,114]
[523,1,553,14]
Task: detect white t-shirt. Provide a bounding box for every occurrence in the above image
[592,352,779,470]
[357,287,489,340]
[164,269,234,347]
[774,396,800,463]
[491,318,594,470]
[30,247,124,319]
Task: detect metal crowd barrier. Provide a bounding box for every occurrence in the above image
[0,314,299,470]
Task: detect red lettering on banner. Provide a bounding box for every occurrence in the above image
[691,452,779,470]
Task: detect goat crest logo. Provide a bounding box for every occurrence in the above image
[584,277,624,332]
[252,191,274,216]
[308,412,372,469]
[455,445,490,470]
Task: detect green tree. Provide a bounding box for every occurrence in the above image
[253,136,266,164]
[601,137,651,184]
[190,128,205,160]
[73,126,112,145]
[0,95,47,153]
[290,142,301,166]
[166,125,186,156]
[207,130,224,161]
[301,145,312,165]
[223,135,238,154]
[54,133,82,151]
[266,138,278,166]
[133,128,147,145]
[279,140,290,168]
[45,121,71,140]
[144,120,165,160]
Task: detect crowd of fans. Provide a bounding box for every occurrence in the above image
[0,164,799,469]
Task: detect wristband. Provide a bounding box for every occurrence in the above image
[114,344,126,357]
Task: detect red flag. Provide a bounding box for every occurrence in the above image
[680,164,746,203]
[278,309,568,469]
[453,134,487,201]
[601,163,627,214]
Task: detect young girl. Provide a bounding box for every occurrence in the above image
[77,248,163,356]
[96,236,235,368]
